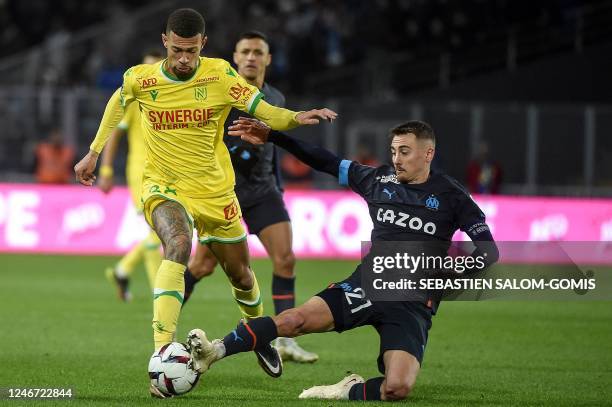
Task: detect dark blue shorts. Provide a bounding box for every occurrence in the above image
[316,267,433,374]
[241,191,290,235]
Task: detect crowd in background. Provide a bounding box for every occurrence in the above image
[0,0,589,91]
[0,0,143,56]
[0,0,607,192]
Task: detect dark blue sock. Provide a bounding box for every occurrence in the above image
[348,377,384,400]
[222,317,278,357]
[272,275,295,314]
[182,268,200,306]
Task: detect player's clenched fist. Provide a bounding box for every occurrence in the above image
[74,150,99,186]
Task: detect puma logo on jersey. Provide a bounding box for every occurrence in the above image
[376,208,437,235]
[382,188,396,199]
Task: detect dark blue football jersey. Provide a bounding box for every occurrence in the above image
[339,160,488,243]
[339,160,492,312]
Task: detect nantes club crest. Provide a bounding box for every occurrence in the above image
[194,86,207,101]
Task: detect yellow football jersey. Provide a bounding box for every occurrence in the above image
[91,56,301,199]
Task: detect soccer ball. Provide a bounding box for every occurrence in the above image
[148,342,200,397]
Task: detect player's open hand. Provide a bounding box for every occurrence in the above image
[74,150,99,186]
[295,108,338,125]
[228,117,271,145]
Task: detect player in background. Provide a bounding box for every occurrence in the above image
[182,31,318,363]
[73,8,337,397]
[186,119,499,401]
[99,50,164,301]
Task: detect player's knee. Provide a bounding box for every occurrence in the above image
[382,378,412,401]
[274,309,305,337]
[227,267,254,290]
[188,259,215,279]
[272,252,296,277]
[189,265,211,279]
[164,234,192,265]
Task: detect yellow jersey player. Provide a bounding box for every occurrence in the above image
[98,50,164,301]
[74,8,337,397]
[183,31,318,363]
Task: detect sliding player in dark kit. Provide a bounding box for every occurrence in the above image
[186,119,498,401]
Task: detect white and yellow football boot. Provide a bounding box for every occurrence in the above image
[298,374,365,400]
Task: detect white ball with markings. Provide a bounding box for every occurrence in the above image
[148,342,200,396]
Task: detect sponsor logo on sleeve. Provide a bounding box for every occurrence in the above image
[229,83,253,102]
[138,77,158,89]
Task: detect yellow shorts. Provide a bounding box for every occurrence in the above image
[141,178,246,244]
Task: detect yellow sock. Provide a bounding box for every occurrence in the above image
[117,241,145,277]
[232,273,263,321]
[152,260,185,349]
[143,231,162,289]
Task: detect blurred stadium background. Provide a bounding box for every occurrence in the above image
[1,1,611,405]
[2,0,612,193]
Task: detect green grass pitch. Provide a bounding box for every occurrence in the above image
[0,254,611,406]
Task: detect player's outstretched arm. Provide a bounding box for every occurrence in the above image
[295,108,338,125]
[251,99,337,131]
[228,117,342,177]
[88,88,125,154]
[75,88,126,187]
